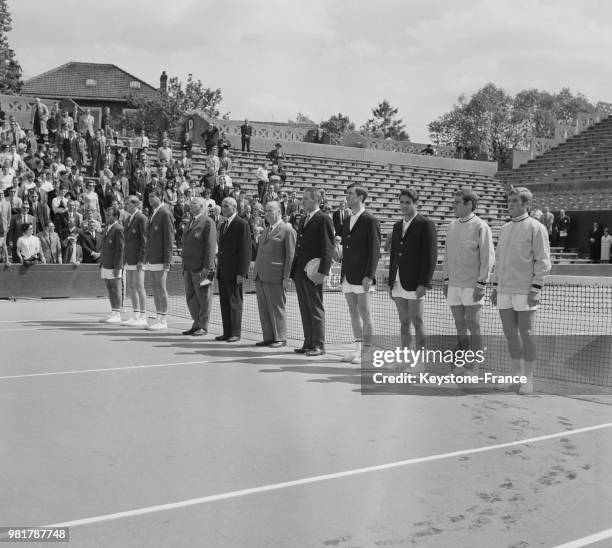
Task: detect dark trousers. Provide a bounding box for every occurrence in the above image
[257,180,266,201]
[241,136,250,152]
[218,277,244,337]
[184,271,212,331]
[293,276,325,349]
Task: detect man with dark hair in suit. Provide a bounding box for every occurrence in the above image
[29,191,50,235]
[290,187,335,356]
[215,197,251,342]
[181,197,217,337]
[122,196,148,327]
[8,202,34,262]
[388,187,437,350]
[253,200,296,347]
[201,124,220,155]
[240,119,252,152]
[80,219,102,264]
[332,200,349,237]
[99,206,125,324]
[334,185,381,364]
[144,189,175,331]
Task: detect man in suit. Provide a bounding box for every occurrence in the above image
[144,189,175,331]
[290,187,335,356]
[80,219,102,263]
[62,129,81,165]
[57,200,82,240]
[201,124,220,155]
[241,119,253,152]
[79,108,96,143]
[8,202,35,262]
[122,196,148,327]
[62,222,83,264]
[388,187,437,350]
[253,201,296,347]
[181,197,217,337]
[29,192,51,235]
[88,130,105,176]
[216,197,251,342]
[99,206,125,324]
[335,185,381,364]
[333,200,349,237]
[38,221,63,264]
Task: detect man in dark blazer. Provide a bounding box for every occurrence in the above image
[216,197,251,342]
[332,200,349,237]
[336,185,381,364]
[80,219,102,264]
[290,187,335,356]
[99,206,125,324]
[28,192,51,235]
[7,202,35,262]
[388,187,437,350]
[240,119,253,152]
[253,200,296,347]
[144,189,175,331]
[201,124,220,155]
[122,196,148,327]
[181,197,217,337]
[56,200,82,241]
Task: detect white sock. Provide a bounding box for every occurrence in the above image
[156,313,160,322]
[159,314,167,325]
[131,310,138,320]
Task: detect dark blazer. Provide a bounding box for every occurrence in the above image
[31,202,51,234]
[100,223,125,271]
[240,124,253,138]
[388,214,437,290]
[333,208,349,237]
[80,230,102,264]
[340,210,381,285]
[201,127,219,147]
[211,184,231,205]
[181,213,217,273]
[217,215,251,281]
[145,205,175,264]
[56,210,83,240]
[290,210,334,279]
[124,211,147,265]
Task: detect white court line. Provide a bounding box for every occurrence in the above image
[553,527,612,548]
[0,316,96,323]
[0,327,50,334]
[43,421,612,529]
[0,353,288,380]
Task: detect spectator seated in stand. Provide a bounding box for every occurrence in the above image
[16,222,44,264]
[38,221,62,264]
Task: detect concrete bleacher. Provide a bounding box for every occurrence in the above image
[152,144,509,261]
[498,115,612,211]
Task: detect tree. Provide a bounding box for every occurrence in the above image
[0,0,23,93]
[320,112,355,145]
[288,112,315,125]
[120,73,223,138]
[360,99,409,141]
[428,83,596,163]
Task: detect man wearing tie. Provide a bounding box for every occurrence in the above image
[290,187,335,356]
[216,197,251,342]
[144,189,175,331]
[181,197,217,337]
[335,185,381,364]
[240,119,253,152]
[388,187,437,350]
[8,202,34,262]
[99,206,125,325]
[38,221,63,264]
[333,200,349,237]
[253,201,296,348]
[80,219,102,264]
[122,196,148,327]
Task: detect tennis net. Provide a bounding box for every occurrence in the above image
[147,266,612,389]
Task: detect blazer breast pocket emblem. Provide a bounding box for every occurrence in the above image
[132,228,137,234]
[154,225,159,231]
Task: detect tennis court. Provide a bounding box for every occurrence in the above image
[1,291,612,547]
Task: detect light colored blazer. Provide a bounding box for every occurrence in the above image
[253,221,296,283]
[37,231,62,264]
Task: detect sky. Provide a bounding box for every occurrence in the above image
[7,0,612,142]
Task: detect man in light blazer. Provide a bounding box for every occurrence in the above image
[122,195,148,327]
[99,206,125,324]
[290,187,335,356]
[388,187,437,350]
[181,197,217,337]
[253,201,296,347]
[216,197,251,342]
[336,184,381,364]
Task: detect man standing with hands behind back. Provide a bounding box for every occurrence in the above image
[122,196,148,327]
[216,197,251,342]
[240,119,252,152]
[253,201,296,348]
[290,187,334,356]
[181,197,217,337]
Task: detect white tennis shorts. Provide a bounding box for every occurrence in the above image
[144,263,165,271]
[497,293,538,311]
[447,286,483,306]
[101,268,122,280]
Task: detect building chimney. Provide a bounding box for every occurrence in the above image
[160,71,168,92]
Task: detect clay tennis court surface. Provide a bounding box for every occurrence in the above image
[1,298,611,547]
